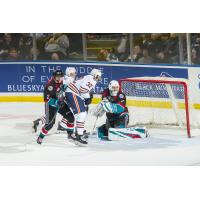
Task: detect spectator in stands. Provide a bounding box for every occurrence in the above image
[6,48,20,60]
[146,33,163,59]
[140,33,151,49]
[97,48,108,61]
[18,33,33,59]
[0,33,18,59]
[191,48,200,65]
[163,33,179,63]
[127,45,143,62]
[27,48,44,60]
[118,54,129,62]
[192,34,200,59]
[51,52,60,60]
[155,51,171,64]
[106,47,118,62]
[45,33,69,59]
[35,34,52,60]
[138,49,153,64]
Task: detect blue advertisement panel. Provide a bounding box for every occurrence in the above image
[0,62,188,94]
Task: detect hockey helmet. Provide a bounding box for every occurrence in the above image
[109,80,119,96]
[90,68,102,81]
[65,67,77,78]
[53,69,64,77]
[53,69,64,82]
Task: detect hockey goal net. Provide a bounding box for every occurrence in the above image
[119,77,191,138]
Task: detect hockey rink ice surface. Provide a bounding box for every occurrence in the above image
[1,102,200,166]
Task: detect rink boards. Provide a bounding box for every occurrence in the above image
[0,61,200,109]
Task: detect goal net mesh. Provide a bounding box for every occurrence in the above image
[119,77,191,137]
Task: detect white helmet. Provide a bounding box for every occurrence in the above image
[109,80,119,96]
[90,68,102,81]
[65,67,76,78]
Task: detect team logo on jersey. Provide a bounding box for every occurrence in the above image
[119,94,124,98]
[48,86,53,91]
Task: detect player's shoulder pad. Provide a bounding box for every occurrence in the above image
[47,85,53,91]
[46,77,54,90]
[118,92,126,99]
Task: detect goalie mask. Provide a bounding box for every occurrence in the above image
[65,67,77,79]
[90,69,102,81]
[109,80,119,96]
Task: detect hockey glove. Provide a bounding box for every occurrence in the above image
[84,98,92,106]
[48,98,60,108]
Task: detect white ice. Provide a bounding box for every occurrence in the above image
[0,102,200,166]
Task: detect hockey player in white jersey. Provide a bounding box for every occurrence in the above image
[65,68,102,146]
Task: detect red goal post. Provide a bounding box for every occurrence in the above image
[119,78,191,138]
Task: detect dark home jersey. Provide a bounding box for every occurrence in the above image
[43,77,63,102]
[101,88,128,121]
[102,88,127,109]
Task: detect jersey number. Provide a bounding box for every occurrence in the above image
[86,82,93,88]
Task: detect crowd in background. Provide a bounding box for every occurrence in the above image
[0,33,33,60]
[97,33,180,63]
[0,33,200,65]
[0,33,82,61]
[96,33,200,65]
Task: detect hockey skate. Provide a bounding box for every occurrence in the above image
[97,125,111,141]
[67,132,76,141]
[75,134,88,147]
[57,122,66,133]
[36,136,43,145]
[83,130,89,139]
[100,136,111,141]
[32,119,40,133]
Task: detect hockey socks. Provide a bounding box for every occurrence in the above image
[37,128,48,144]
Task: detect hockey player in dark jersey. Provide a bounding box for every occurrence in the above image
[94,80,149,140]
[32,67,76,135]
[96,80,129,140]
[36,69,64,144]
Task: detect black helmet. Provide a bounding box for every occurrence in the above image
[53,69,64,77]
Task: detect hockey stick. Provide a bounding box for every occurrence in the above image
[91,115,99,135]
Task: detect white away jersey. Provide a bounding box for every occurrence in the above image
[66,75,97,99]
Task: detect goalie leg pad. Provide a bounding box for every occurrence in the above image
[109,126,149,140]
[97,124,109,140]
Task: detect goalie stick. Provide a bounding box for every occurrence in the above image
[91,115,99,135]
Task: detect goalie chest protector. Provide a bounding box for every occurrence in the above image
[102,88,126,107]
